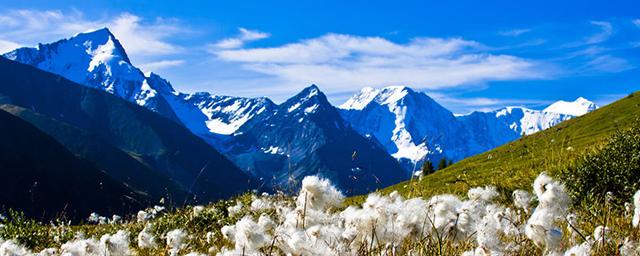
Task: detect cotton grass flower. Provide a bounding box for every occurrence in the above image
[137,224,156,249]
[633,190,640,228]
[99,230,131,255]
[166,229,188,255]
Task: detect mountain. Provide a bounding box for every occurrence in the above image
[2,28,271,152]
[339,86,484,172]
[543,97,599,116]
[377,91,639,199]
[2,28,599,196]
[0,56,254,206]
[339,86,598,172]
[228,85,407,195]
[458,106,574,148]
[3,28,182,123]
[0,108,148,221]
[3,28,406,195]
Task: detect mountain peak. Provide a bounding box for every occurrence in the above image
[70,27,131,64]
[284,85,330,114]
[543,97,599,116]
[340,85,419,110]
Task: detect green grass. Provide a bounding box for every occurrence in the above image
[354,92,640,202]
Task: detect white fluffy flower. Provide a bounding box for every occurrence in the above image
[137,224,156,249]
[166,229,188,254]
[564,241,591,256]
[297,176,344,212]
[0,240,30,256]
[632,190,640,228]
[468,186,499,202]
[512,189,532,213]
[593,225,611,243]
[100,230,131,255]
[193,205,205,216]
[228,202,244,216]
[137,210,149,223]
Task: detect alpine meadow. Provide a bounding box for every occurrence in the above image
[0,1,639,256]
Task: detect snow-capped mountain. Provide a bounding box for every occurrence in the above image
[543,97,599,116]
[183,92,276,135]
[458,106,574,149]
[339,86,484,172]
[3,28,406,195]
[227,85,407,194]
[3,28,182,123]
[340,86,598,172]
[2,28,268,150]
[3,27,601,193]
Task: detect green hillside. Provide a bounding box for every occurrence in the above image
[371,91,640,200]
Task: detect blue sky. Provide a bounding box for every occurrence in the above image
[0,0,638,113]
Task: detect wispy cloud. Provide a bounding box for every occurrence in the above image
[211,27,269,49]
[585,21,613,44]
[428,92,553,114]
[584,55,634,73]
[633,19,640,28]
[0,39,20,54]
[498,28,531,37]
[0,9,189,65]
[211,33,546,94]
[137,59,186,72]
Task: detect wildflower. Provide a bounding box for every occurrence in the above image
[468,186,499,202]
[166,229,187,255]
[296,176,344,212]
[563,241,591,256]
[250,198,272,211]
[593,225,611,244]
[137,224,156,249]
[193,205,205,216]
[110,214,122,224]
[60,238,100,255]
[100,230,131,255]
[633,190,640,228]
[137,210,149,223]
[228,202,243,216]
[512,189,532,213]
[620,237,640,256]
[0,240,30,255]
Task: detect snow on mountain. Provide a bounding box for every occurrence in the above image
[458,106,574,150]
[543,97,599,116]
[183,92,276,135]
[227,85,407,194]
[3,28,185,122]
[2,28,271,147]
[3,29,405,194]
[339,86,483,172]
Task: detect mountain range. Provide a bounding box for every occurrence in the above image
[0,28,599,217]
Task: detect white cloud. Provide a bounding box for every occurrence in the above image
[137,59,186,72]
[584,55,634,73]
[633,19,640,28]
[499,28,531,37]
[429,92,552,111]
[212,27,269,49]
[212,33,545,94]
[0,39,21,54]
[586,21,613,44]
[0,9,187,62]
